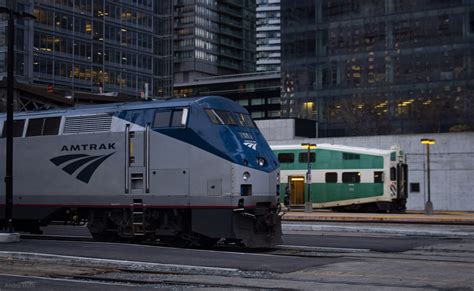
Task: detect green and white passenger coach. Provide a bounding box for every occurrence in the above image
[272,144,408,212]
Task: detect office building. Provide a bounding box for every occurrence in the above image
[281,0,474,137]
[174,0,256,83]
[256,0,280,72]
[0,0,173,99]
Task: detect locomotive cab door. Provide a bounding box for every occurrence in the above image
[125,124,150,194]
[289,176,305,205]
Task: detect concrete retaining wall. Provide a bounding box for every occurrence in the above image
[256,120,474,211]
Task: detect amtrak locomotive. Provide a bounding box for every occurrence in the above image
[0,96,282,248]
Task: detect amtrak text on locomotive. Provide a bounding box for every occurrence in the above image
[61,143,116,151]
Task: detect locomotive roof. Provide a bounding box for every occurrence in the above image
[0,96,245,119]
[271,144,394,156]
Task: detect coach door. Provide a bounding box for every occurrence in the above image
[125,124,150,194]
[289,176,305,205]
[397,163,408,199]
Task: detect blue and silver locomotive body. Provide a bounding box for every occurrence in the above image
[0,96,282,247]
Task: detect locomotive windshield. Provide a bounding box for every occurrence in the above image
[205,109,255,128]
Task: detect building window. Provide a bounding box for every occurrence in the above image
[410,183,420,193]
[251,111,265,119]
[238,99,249,106]
[268,110,281,117]
[251,98,265,105]
[325,172,337,183]
[342,172,361,183]
[278,153,294,163]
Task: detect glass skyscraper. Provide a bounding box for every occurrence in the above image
[173,0,256,83]
[281,0,474,137]
[1,0,173,99]
[256,0,280,72]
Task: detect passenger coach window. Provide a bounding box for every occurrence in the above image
[298,152,316,163]
[325,172,337,183]
[374,171,384,183]
[342,172,361,183]
[1,120,25,138]
[343,153,360,160]
[278,153,294,163]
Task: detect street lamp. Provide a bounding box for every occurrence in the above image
[420,138,436,215]
[0,4,35,234]
[301,143,316,213]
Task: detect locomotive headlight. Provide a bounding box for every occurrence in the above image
[243,171,250,181]
[257,157,265,167]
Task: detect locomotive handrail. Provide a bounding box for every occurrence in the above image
[145,123,150,193]
[125,123,130,194]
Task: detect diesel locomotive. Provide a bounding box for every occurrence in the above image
[0,96,282,248]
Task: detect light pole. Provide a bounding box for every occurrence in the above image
[301,143,316,213]
[420,138,436,215]
[0,4,35,234]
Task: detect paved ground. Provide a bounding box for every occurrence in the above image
[282,210,474,224]
[0,232,473,290]
[1,211,474,289]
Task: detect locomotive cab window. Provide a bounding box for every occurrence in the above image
[342,172,361,183]
[170,108,187,127]
[153,108,188,128]
[153,111,171,127]
[206,109,222,124]
[215,110,237,125]
[1,119,25,138]
[205,109,238,126]
[236,113,256,128]
[278,153,294,163]
[374,171,384,183]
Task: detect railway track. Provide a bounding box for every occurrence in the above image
[18,233,474,265]
[4,233,474,289]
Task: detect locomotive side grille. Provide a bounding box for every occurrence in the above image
[63,114,112,134]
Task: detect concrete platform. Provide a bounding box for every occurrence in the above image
[282,210,474,224]
[0,232,20,243]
